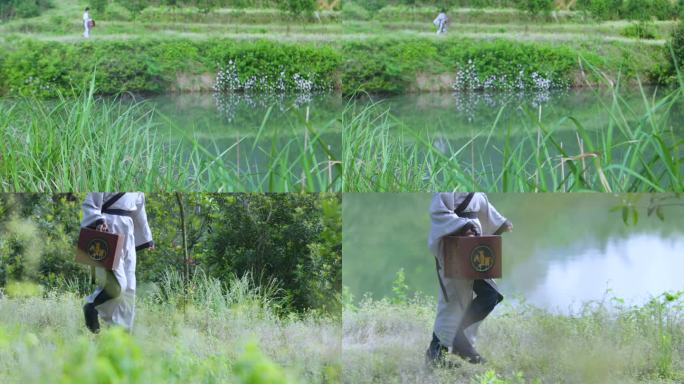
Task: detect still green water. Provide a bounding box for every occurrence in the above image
[139,93,343,182]
[343,193,684,312]
[355,88,682,188]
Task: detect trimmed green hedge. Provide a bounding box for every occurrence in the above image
[0,36,661,96]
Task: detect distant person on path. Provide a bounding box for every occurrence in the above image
[425,192,513,366]
[433,9,448,35]
[82,193,154,333]
[83,7,92,38]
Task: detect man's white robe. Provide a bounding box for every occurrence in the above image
[428,192,509,348]
[434,12,448,34]
[83,11,90,38]
[82,192,153,331]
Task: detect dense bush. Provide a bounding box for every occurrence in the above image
[665,22,684,80]
[515,0,554,16]
[0,0,51,20]
[577,0,681,20]
[350,0,520,12]
[341,1,370,20]
[621,21,658,39]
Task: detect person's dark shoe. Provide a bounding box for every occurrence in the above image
[83,303,100,334]
[452,330,485,364]
[425,332,448,368]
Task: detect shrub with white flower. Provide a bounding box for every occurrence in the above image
[213,59,329,95]
[212,59,331,121]
[452,59,566,93]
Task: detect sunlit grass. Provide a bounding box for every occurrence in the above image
[0,271,341,383]
[343,289,684,383]
[0,80,341,192]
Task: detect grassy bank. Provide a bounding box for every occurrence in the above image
[0,38,342,97]
[0,35,666,97]
[343,291,684,383]
[0,0,675,95]
[0,83,341,192]
[342,80,684,192]
[0,273,341,383]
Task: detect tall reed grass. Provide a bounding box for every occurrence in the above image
[0,80,341,192]
[342,83,683,192]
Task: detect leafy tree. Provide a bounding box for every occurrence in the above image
[117,0,148,17]
[195,0,219,13]
[516,0,554,16]
[91,0,108,13]
[277,0,316,19]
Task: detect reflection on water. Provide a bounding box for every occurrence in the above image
[515,234,684,313]
[140,93,344,139]
[213,92,316,123]
[118,93,344,187]
[364,86,678,137]
[342,193,684,312]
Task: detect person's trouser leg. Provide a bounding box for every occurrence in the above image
[451,280,503,363]
[460,280,503,330]
[84,271,121,333]
[93,271,122,306]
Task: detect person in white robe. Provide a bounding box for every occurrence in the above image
[433,9,448,35]
[83,7,91,38]
[81,192,154,333]
[425,192,512,365]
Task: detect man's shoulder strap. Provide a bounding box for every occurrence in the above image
[454,192,475,216]
[102,193,125,211]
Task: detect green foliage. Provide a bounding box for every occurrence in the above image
[104,2,133,20]
[233,341,293,384]
[0,38,341,97]
[91,0,108,13]
[0,0,51,20]
[60,327,144,384]
[204,194,342,313]
[4,281,43,298]
[577,0,681,20]
[515,0,554,16]
[341,2,370,21]
[117,0,149,16]
[277,0,315,18]
[390,269,409,305]
[474,370,539,384]
[669,22,684,77]
[620,21,657,39]
[340,38,579,94]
